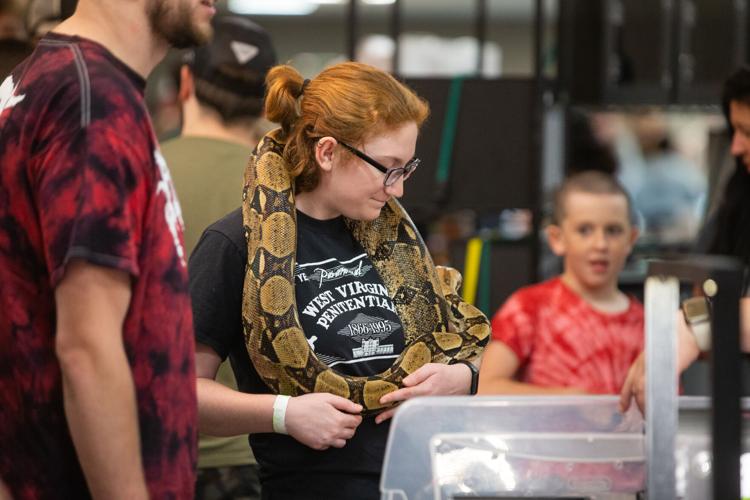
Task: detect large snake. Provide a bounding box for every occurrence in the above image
[241,129,490,413]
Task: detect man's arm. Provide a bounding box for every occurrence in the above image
[55,259,148,500]
[477,340,586,395]
[620,301,750,414]
[0,479,10,500]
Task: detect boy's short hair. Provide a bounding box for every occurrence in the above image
[183,15,276,124]
[552,170,635,225]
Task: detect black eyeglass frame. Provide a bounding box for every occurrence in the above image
[337,141,420,187]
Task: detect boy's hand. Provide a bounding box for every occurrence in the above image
[620,310,703,415]
[619,352,645,414]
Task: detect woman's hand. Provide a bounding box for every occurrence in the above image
[285,393,363,450]
[374,362,473,424]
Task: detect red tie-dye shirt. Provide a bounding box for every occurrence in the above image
[0,34,196,499]
[491,277,644,393]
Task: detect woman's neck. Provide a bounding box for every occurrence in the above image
[295,191,340,220]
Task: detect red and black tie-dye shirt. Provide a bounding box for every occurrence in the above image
[0,33,196,499]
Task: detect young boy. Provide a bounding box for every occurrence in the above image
[478,171,643,395]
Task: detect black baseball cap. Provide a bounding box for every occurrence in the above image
[185,15,277,99]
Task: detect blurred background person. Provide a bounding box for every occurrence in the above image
[621,66,750,414]
[160,14,277,500]
[0,0,32,78]
[618,110,707,244]
[163,14,276,256]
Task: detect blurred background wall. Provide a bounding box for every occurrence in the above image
[2,0,740,320]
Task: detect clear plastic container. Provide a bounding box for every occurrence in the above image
[381,395,646,500]
[380,395,750,500]
[674,396,750,500]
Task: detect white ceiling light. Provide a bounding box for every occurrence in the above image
[363,0,396,4]
[227,0,319,16]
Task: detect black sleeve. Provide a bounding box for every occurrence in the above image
[189,228,245,360]
[693,211,718,255]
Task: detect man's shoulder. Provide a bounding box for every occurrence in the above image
[36,35,141,94]
[47,35,148,125]
[161,136,250,161]
[161,135,199,151]
[160,136,192,161]
[13,35,148,138]
[4,41,84,121]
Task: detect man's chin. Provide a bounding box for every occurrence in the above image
[194,20,214,44]
[170,21,212,47]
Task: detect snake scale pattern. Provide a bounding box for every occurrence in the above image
[241,129,490,413]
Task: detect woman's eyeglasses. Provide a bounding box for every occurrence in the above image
[338,141,420,187]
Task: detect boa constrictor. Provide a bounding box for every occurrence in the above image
[241,129,489,413]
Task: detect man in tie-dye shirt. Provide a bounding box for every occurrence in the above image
[0,0,215,497]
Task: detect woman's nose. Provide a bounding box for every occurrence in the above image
[384,176,404,198]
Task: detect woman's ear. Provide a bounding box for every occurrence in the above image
[314,137,337,172]
[546,224,566,256]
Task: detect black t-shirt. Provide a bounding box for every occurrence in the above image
[294,210,405,375]
[190,207,405,500]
